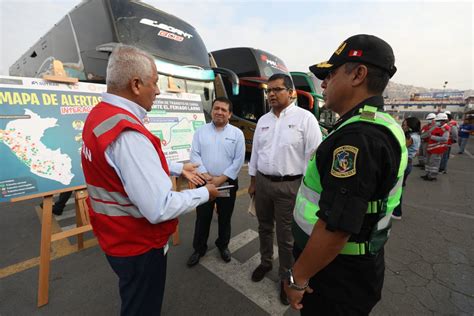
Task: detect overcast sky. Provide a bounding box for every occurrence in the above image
[0,0,472,90]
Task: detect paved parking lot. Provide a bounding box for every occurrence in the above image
[1,140,473,315]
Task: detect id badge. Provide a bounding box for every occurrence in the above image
[164,238,171,255]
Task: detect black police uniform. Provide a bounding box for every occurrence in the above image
[294,96,401,315]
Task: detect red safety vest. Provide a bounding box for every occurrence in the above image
[81,102,177,257]
[420,123,433,143]
[427,124,450,154]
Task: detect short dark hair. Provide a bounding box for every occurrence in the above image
[344,62,390,94]
[404,117,421,133]
[212,97,233,112]
[268,73,294,90]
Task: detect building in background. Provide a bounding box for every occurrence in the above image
[385,91,471,120]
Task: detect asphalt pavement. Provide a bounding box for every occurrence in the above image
[1,139,473,315]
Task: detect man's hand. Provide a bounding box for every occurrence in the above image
[205,184,219,201]
[248,176,256,197]
[209,175,228,187]
[201,173,213,182]
[182,163,206,186]
[283,279,313,310]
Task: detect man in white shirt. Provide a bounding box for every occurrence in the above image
[248,73,322,305]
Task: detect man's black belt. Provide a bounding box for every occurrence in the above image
[259,172,302,182]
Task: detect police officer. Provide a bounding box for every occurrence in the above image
[283,34,407,315]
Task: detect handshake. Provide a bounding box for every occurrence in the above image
[181,163,233,201]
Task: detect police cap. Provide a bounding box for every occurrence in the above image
[309,34,397,80]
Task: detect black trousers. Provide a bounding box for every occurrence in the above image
[293,245,382,316]
[54,191,73,212]
[106,248,167,316]
[192,178,238,254]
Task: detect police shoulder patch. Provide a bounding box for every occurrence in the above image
[331,145,358,178]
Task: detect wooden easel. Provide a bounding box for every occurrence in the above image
[34,61,88,307]
[10,186,92,307]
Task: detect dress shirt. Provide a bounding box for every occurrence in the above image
[248,102,322,177]
[101,92,209,224]
[191,122,245,180]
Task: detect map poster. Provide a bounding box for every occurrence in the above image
[146,92,206,162]
[0,75,106,203]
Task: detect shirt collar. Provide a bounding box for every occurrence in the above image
[101,92,148,122]
[211,121,230,130]
[333,96,385,129]
[271,101,296,117]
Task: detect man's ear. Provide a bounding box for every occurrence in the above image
[289,89,296,98]
[351,65,368,87]
[130,77,141,96]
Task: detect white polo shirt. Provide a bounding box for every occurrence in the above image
[248,102,322,177]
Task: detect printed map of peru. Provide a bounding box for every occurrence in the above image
[0,109,74,185]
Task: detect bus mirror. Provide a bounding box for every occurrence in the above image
[212,67,239,95]
[295,89,314,111]
[204,87,210,100]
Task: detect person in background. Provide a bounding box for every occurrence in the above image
[438,111,458,173]
[52,191,73,215]
[422,112,450,181]
[187,97,245,267]
[40,191,73,215]
[248,73,322,305]
[392,117,421,220]
[81,44,219,316]
[457,118,473,154]
[284,34,405,315]
[415,113,436,168]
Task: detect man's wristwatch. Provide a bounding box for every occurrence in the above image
[283,268,309,291]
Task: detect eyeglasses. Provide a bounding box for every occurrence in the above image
[265,87,288,94]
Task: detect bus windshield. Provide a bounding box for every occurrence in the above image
[110,1,209,67]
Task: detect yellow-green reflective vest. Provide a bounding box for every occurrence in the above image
[293,105,408,255]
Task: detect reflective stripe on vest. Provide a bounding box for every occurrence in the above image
[93,114,141,137]
[87,185,144,218]
[87,184,133,205]
[293,105,407,255]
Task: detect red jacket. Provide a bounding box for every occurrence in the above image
[427,124,450,154]
[81,102,177,257]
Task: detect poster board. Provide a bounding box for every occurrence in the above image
[0,75,106,202]
[0,76,206,202]
[146,91,206,162]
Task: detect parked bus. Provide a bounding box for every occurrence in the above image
[210,47,313,151]
[290,71,337,129]
[10,0,238,118]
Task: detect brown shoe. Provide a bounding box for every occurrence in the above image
[251,264,272,282]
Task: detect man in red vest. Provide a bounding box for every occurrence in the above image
[438,111,458,173]
[82,44,219,315]
[415,113,436,168]
[421,112,450,181]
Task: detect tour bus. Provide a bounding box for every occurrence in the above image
[290,71,337,129]
[10,0,238,120]
[210,47,314,151]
